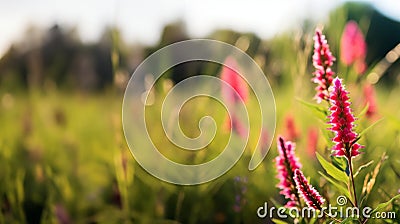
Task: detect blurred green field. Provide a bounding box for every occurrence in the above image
[1,71,399,223]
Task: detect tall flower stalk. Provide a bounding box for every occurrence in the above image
[312,29,336,103]
[275,136,302,207]
[294,169,325,210]
[328,77,363,207]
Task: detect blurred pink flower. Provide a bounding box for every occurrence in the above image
[328,78,363,158]
[354,59,367,75]
[340,21,367,74]
[285,114,299,141]
[220,56,248,138]
[223,114,247,138]
[363,84,377,119]
[55,203,71,224]
[294,169,325,210]
[312,29,336,103]
[307,127,319,158]
[275,136,302,208]
[259,130,270,156]
[220,56,248,104]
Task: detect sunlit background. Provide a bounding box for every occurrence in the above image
[1,0,400,56]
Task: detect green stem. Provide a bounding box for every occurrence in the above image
[347,156,358,208]
[175,188,185,221]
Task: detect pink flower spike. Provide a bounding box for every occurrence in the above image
[328,78,363,158]
[294,169,325,210]
[312,29,336,103]
[275,136,302,207]
[221,57,248,105]
[340,20,367,74]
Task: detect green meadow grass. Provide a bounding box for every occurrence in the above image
[1,12,400,221]
[0,77,399,223]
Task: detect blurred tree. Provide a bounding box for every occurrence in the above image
[0,2,399,91]
[145,20,191,86]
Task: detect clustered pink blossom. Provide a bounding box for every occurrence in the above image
[275,136,302,207]
[294,169,325,210]
[312,29,336,103]
[328,78,363,158]
[340,21,367,74]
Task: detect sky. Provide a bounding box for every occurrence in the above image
[0,0,399,57]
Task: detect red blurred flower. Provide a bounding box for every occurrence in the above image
[294,169,325,210]
[285,114,300,141]
[312,29,336,103]
[275,136,302,207]
[354,59,367,75]
[259,130,270,156]
[328,78,363,158]
[341,21,366,64]
[340,21,367,74]
[307,127,319,158]
[363,84,377,119]
[220,57,249,138]
[223,114,247,138]
[220,57,248,104]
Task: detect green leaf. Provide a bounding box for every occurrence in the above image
[316,152,349,185]
[318,171,351,199]
[357,102,369,118]
[308,217,317,224]
[296,98,329,120]
[319,124,334,147]
[371,194,400,214]
[358,118,384,137]
[332,156,349,173]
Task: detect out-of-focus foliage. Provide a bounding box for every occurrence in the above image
[1,3,399,92]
